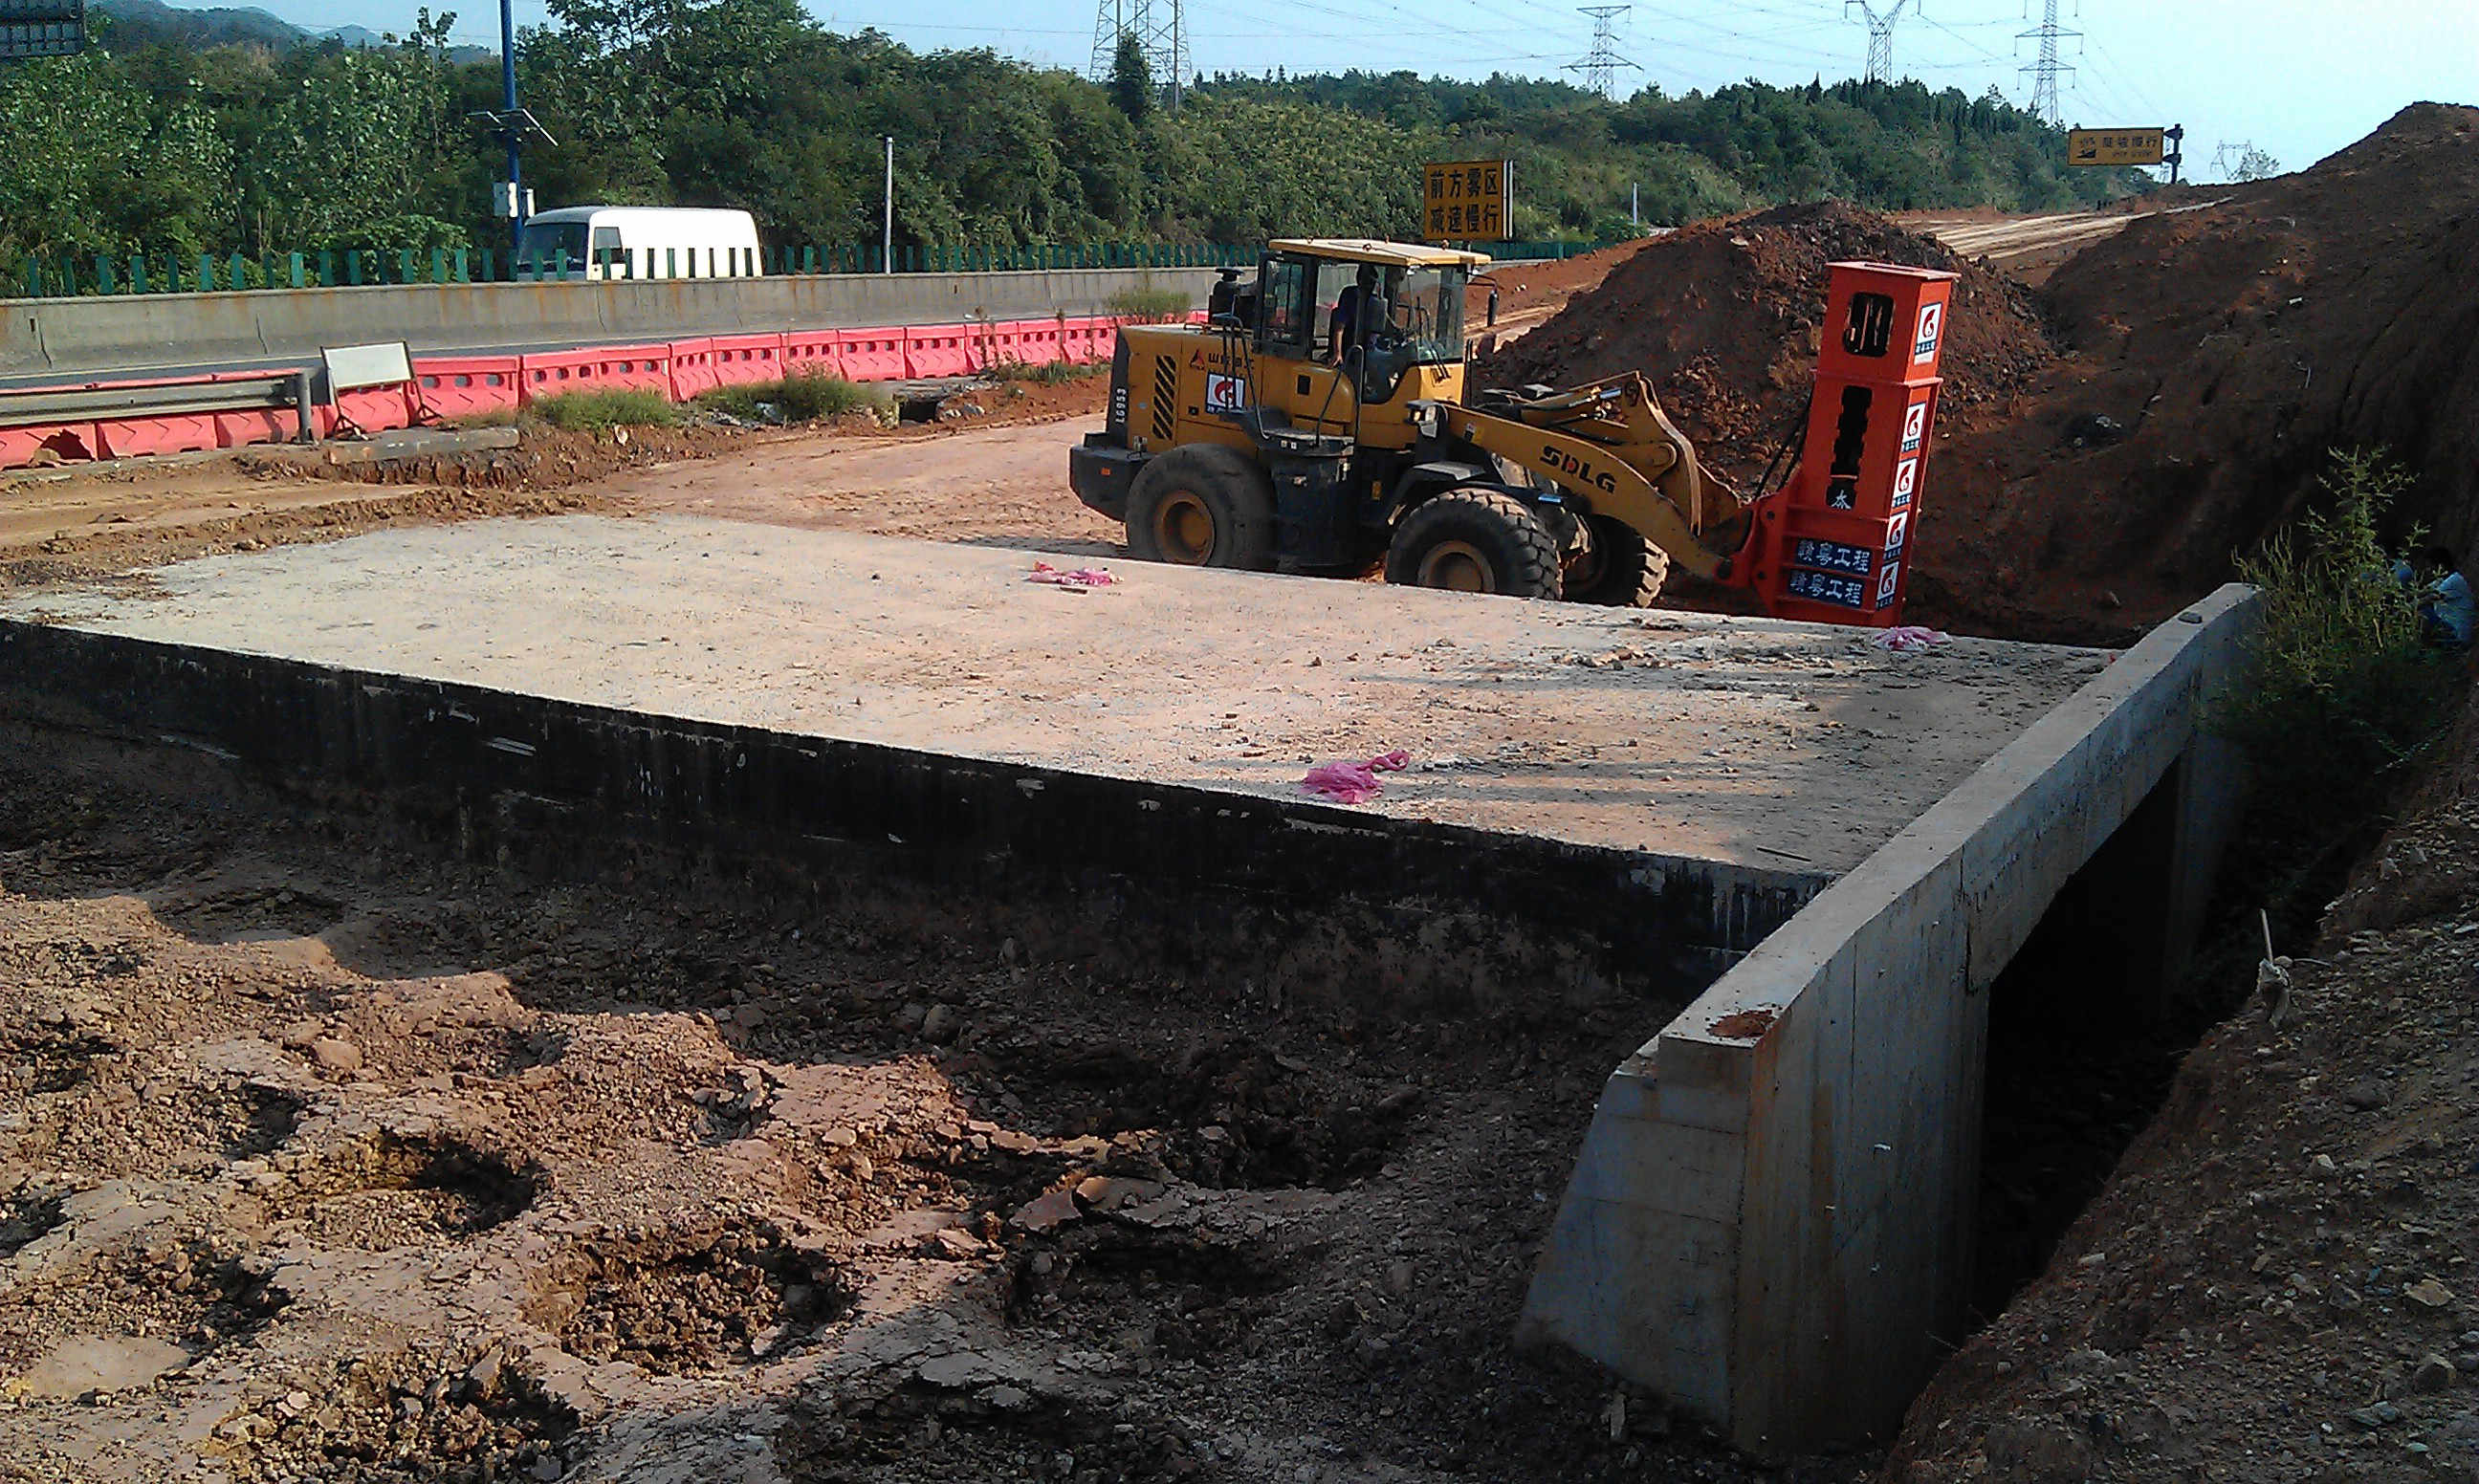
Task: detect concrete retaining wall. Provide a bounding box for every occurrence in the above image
[0,267,1223,381]
[0,620,1826,1000]
[1518,583,2260,1455]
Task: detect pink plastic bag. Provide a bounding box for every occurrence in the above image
[1873,624,1950,652]
[1300,750,1411,805]
[1028,561,1116,589]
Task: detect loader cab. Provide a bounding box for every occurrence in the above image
[1252,239,1485,439]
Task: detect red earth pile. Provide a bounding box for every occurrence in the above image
[1481,104,2479,644]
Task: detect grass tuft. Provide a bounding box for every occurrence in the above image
[526,388,680,432]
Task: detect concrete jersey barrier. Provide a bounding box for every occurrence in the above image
[1518,583,2260,1456]
[0,267,1222,382]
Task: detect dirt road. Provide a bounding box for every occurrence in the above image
[601,416,1120,556]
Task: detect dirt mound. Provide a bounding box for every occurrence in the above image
[1911,103,2479,641]
[1478,108,2479,644]
[1476,200,2056,499]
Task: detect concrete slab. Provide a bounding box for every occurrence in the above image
[4,514,2108,873]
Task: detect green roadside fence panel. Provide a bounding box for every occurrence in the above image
[97,256,115,294]
[22,261,37,297]
[198,254,214,291]
[454,248,469,283]
[398,249,415,284]
[554,249,569,280]
[318,251,334,286]
[480,250,494,282]
[802,246,816,273]
[228,253,246,291]
[289,253,304,289]
[347,251,363,286]
[431,248,447,283]
[665,247,676,278]
[131,256,148,294]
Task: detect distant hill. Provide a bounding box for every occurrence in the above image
[90,0,492,58]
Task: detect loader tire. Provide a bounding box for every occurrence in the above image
[1563,513,1669,607]
[1384,490,1564,600]
[1124,445,1277,570]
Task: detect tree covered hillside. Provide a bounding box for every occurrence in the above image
[8,0,2151,266]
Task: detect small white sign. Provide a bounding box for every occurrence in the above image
[1885,510,1910,556]
[1876,561,1902,606]
[1912,301,1943,363]
[1900,401,1928,453]
[1892,456,1919,509]
[1205,373,1248,413]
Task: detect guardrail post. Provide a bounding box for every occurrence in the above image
[290,370,316,443]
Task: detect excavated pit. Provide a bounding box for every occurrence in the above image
[220,1350,581,1484]
[255,1134,540,1252]
[530,1224,856,1375]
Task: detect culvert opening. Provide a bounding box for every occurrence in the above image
[531,1223,855,1374]
[1971,760,2270,1325]
[258,1135,540,1252]
[980,1037,1420,1191]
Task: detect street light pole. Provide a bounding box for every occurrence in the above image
[883,135,894,274]
[500,0,521,251]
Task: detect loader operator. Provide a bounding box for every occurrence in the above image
[1329,263,1383,362]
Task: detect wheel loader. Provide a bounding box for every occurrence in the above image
[1066,238,1958,627]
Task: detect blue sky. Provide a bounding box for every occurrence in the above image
[251,0,2473,185]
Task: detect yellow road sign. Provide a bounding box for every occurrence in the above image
[2067,128,2166,166]
[1422,159,1514,243]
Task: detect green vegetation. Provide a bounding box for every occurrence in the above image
[695,368,877,423]
[2219,450,2464,925]
[1106,287,1193,322]
[9,0,2155,272]
[985,358,1104,386]
[526,387,679,431]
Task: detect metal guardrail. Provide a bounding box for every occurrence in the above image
[0,371,315,440]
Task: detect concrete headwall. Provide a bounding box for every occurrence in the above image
[0,619,1826,1002]
[1518,584,2260,1455]
[0,267,1223,381]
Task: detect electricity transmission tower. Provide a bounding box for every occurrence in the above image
[2016,0,2078,127]
[1089,0,1187,113]
[1565,6,1640,98]
[1846,0,1914,85]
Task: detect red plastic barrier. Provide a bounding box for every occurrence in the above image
[1000,319,1067,366]
[835,329,908,382]
[669,339,717,401]
[412,356,523,420]
[779,330,844,380]
[707,334,787,389]
[0,422,99,466]
[212,407,297,449]
[902,324,978,379]
[518,343,673,405]
[331,383,418,435]
[1060,317,1115,364]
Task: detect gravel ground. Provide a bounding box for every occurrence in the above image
[0,725,1872,1484]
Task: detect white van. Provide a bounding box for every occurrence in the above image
[515,207,763,279]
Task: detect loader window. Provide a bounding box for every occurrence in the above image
[1357,264,1467,403]
[1257,257,1319,355]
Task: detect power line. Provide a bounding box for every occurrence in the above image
[2016,0,2077,126]
[1844,0,1912,84]
[1565,5,1641,97]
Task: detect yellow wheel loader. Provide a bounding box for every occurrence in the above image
[1067,238,1746,605]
